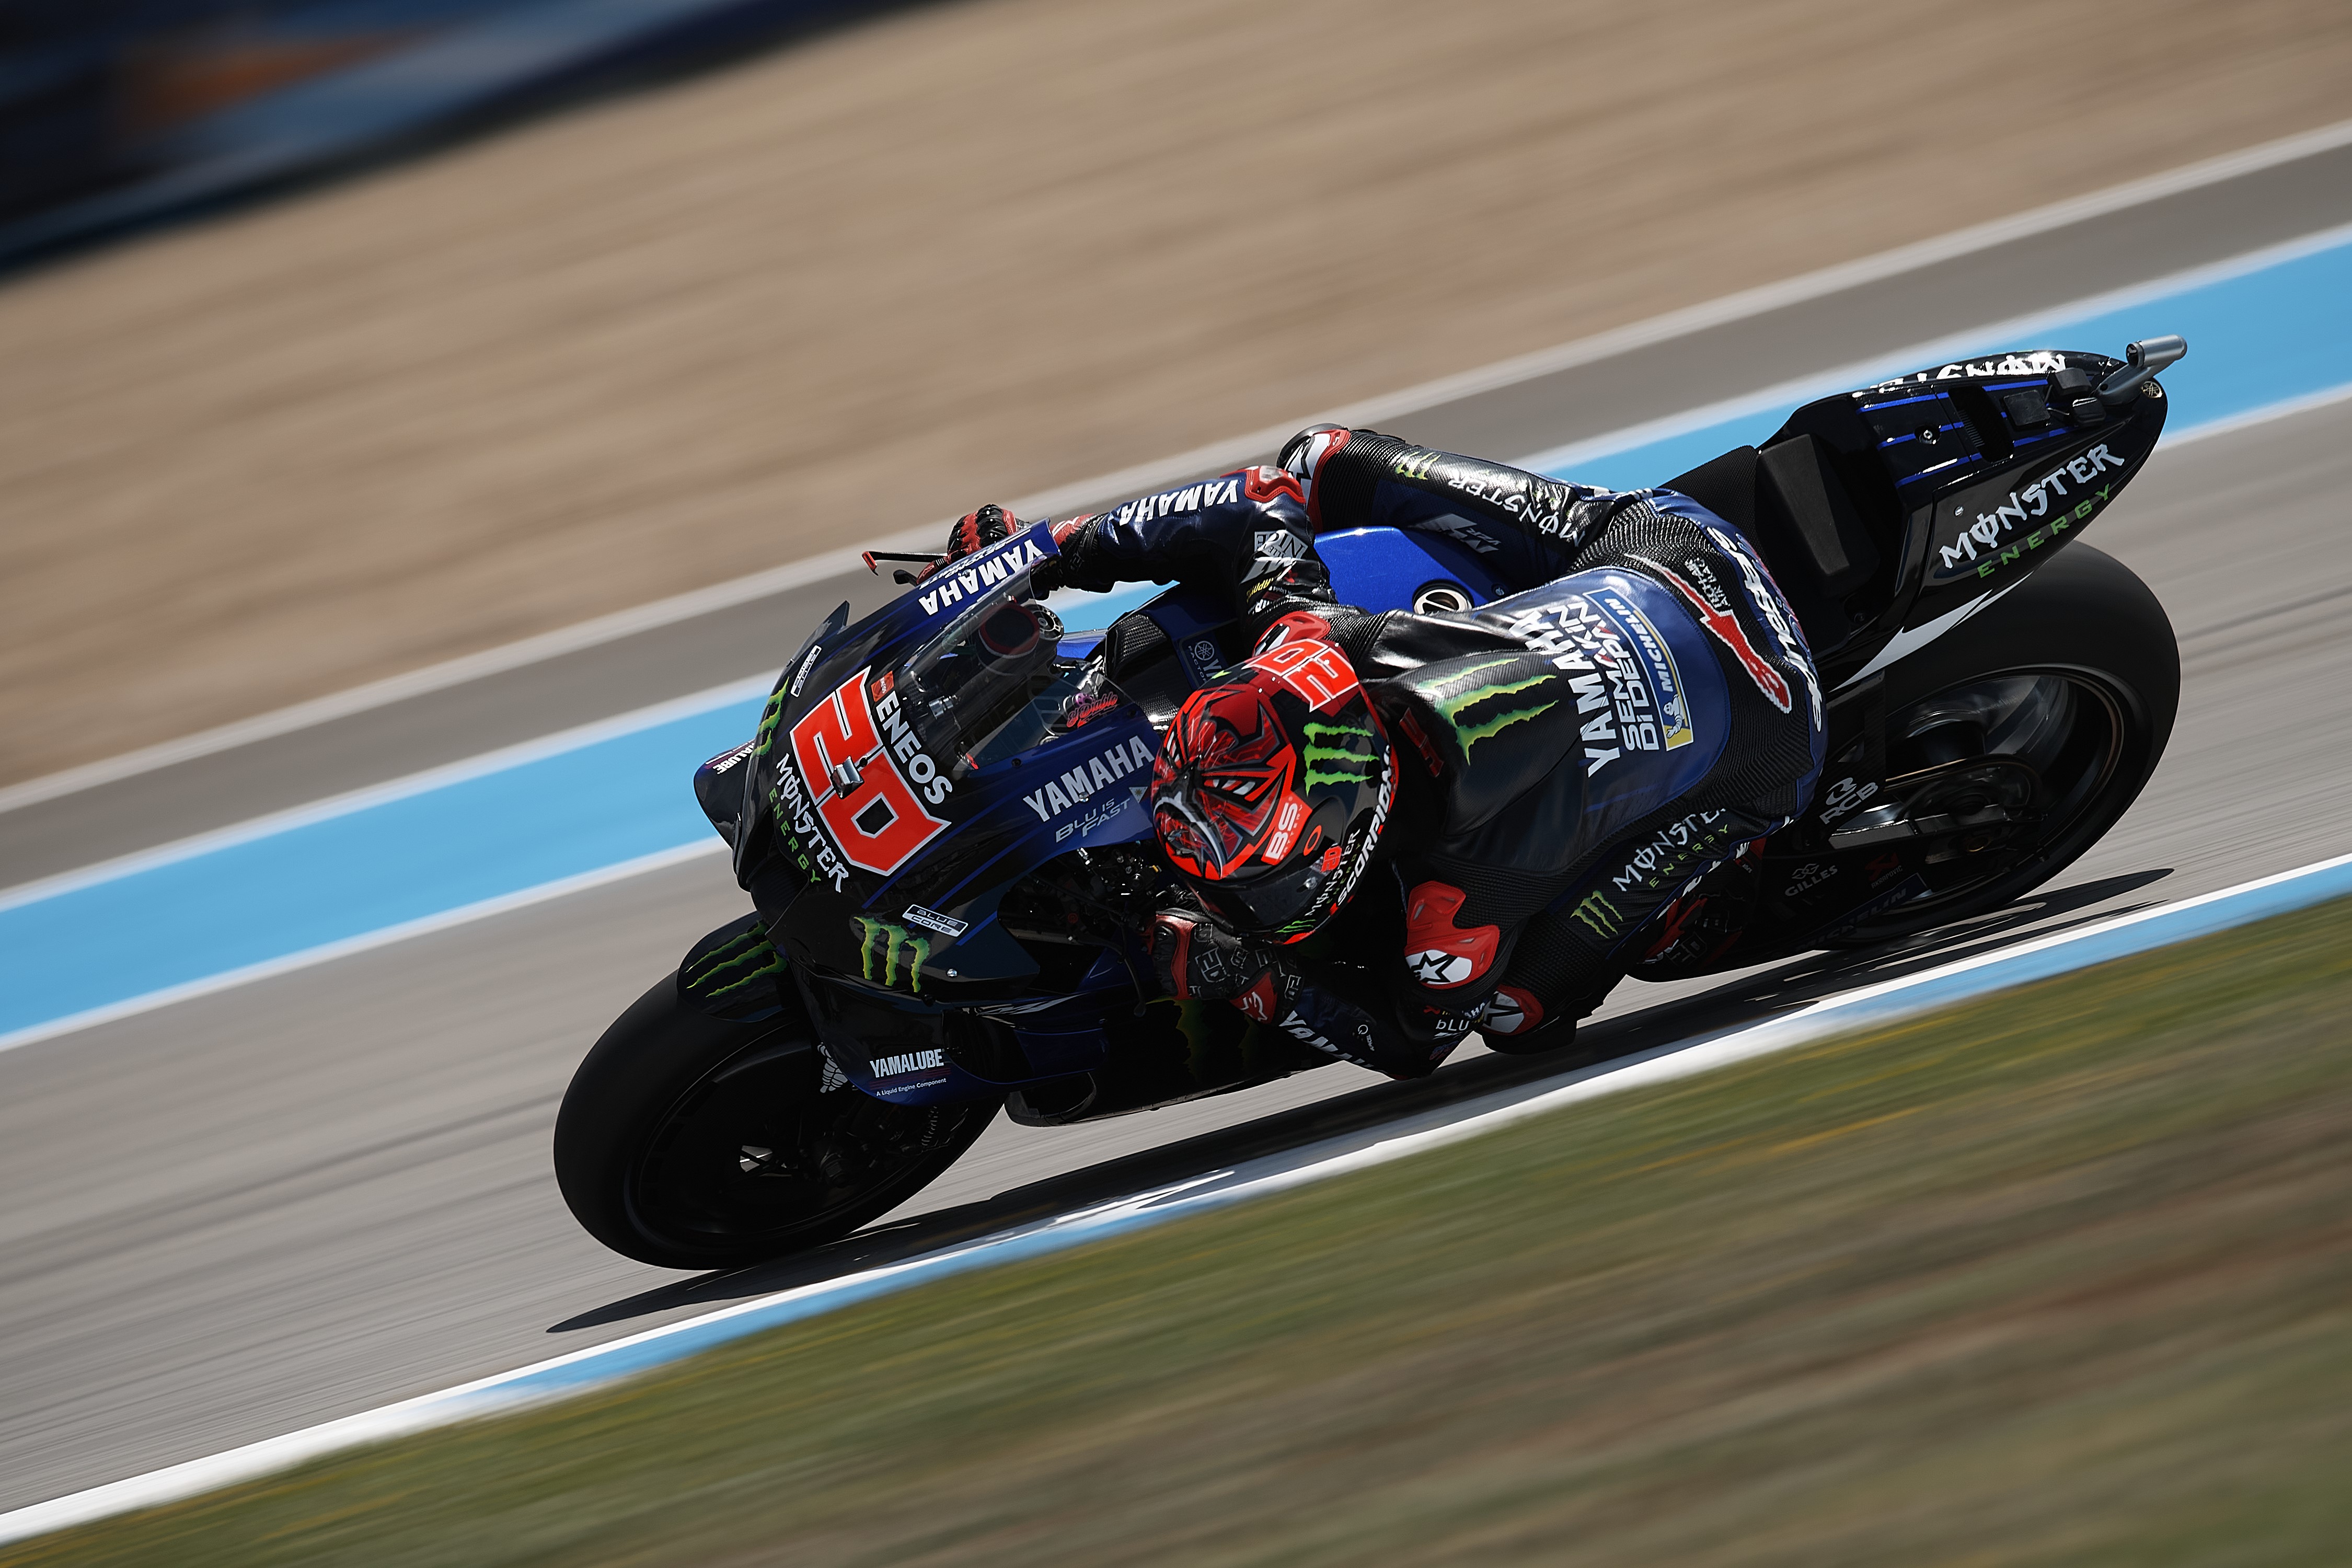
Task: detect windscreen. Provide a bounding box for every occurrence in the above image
[891,571,1091,779]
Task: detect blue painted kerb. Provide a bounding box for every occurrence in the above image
[1827,855,2352,1030]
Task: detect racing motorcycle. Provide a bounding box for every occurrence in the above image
[556,336,2186,1269]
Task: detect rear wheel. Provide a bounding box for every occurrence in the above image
[554,974,998,1270]
[1817,544,2178,946]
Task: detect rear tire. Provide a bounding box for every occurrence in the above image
[554,974,998,1270]
[1819,543,2178,946]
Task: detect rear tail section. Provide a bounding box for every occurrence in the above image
[1666,340,2180,689]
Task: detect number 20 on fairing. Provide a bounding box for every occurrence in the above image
[788,671,950,875]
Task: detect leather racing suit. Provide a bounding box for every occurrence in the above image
[1054,429,1826,1076]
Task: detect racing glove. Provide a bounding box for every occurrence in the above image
[925,503,1023,579]
[1148,909,1277,1004]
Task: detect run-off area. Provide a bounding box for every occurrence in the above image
[13,895,2350,1568]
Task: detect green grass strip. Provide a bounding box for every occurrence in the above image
[15,898,2352,1567]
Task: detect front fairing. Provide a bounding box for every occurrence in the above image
[738,521,1162,1005]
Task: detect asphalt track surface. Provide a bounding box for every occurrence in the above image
[6,162,2352,1512]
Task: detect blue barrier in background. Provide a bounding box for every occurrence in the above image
[0,0,885,263]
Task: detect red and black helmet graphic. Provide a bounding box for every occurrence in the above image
[1151,681,1297,879]
[1151,636,1394,942]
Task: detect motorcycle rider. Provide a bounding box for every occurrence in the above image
[937,427,1825,1076]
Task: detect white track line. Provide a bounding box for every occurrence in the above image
[4,117,2348,819]
[4,846,2346,1546]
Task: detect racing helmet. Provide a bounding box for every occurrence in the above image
[1149,623,1394,942]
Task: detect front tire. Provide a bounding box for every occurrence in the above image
[554,974,999,1270]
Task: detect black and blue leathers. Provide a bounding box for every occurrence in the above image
[1056,428,1825,1075]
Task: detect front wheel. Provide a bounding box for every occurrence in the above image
[554,974,999,1270]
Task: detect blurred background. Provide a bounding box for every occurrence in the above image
[0,0,877,247]
[8,5,2352,1549]
[5,0,2350,790]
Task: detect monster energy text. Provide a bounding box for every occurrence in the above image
[1939,443,2125,573]
[1607,809,1735,898]
[747,681,857,893]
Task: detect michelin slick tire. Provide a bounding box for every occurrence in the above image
[554,973,999,1270]
[1819,543,2178,947]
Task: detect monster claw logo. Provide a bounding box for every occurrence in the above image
[852,918,931,993]
[1427,658,1560,759]
[682,926,788,1001]
[751,685,789,760]
[1299,717,1379,794]
[1571,890,1625,941]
